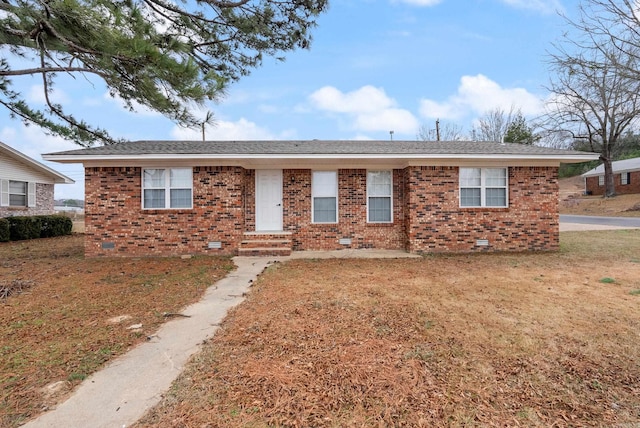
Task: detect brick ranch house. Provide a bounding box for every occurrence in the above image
[44,140,598,257]
[1,141,74,217]
[582,157,640,196]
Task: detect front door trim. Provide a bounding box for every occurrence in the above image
[255,169,283,231]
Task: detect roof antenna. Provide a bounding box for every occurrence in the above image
[390,130,394,141]
[201,111,214,142]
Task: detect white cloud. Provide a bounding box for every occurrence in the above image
[499,0,563,14]
[27,85,70,105]
[257,104,281,114]
[419,74,544,120]
[354,108,419,134]
[103,91,162,117]
[309,85,395,114]
[308,85,419,135]
[170,118,275,140]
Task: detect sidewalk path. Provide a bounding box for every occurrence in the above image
[560,214,640,231]
[22,257,273,428]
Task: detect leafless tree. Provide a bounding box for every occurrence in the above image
[543,1,640,197]
[568,0,640,81]
[417,120,466,141]
[472,106,517,142]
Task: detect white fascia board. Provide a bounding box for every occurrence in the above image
[1,143,75,184]
[43,152,600,167]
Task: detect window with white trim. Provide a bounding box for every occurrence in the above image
[9,181,27,206]
[0,180,35,207]
[621,172,631,185]
[459,167,508,207]
[142,168,192,209]
[367,170,392,222]
[312,171,337,223]
[598,175,604,186]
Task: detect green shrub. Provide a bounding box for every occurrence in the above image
[39,215,73,238]
[0,218,9,242]
[8,216,42,241]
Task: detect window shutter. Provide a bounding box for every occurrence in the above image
[0,180,8,207]
[27,182,36,207]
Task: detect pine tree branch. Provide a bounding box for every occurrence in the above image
[38,49,117,144]
[0,67,108,77]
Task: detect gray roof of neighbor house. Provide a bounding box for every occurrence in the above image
[43,140,598,162]
[1,141,75,184]
[582,157,640,177]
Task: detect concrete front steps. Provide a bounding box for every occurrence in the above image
[238,232,293,256]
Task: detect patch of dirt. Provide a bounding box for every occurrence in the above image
[0,235,234,428]
[559,177,640,217]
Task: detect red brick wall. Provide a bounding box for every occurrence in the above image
[84,166,245,257]
[585,171,640,196]
[405,166,559,252]
[84,165,560,257]
[282,169,405,251]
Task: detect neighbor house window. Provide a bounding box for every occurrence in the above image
[312,171,337,223]
[598,175,604,186]
[621,172,631,185]
[0,180,35,207]
[142,168,192,209]
[459,167,508,208]
[9,181,27,206]
[367,170,392,222]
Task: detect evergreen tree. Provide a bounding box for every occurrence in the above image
[503,112,539,145]
[0,0,328,146]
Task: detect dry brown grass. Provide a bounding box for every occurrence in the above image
[559,176,640,217]
[0,235,234,428]
[136,230,640,427]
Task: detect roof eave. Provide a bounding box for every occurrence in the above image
[42,153,601,164]
[1,142,75,184]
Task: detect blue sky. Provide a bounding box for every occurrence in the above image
[1,0,572,199]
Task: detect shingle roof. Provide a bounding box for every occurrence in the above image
[582,157,640,177]
[44,140,596,158]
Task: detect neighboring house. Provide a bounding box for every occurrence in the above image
[43,140,597,257]
[582,157,640,196]
[1,141,75,218]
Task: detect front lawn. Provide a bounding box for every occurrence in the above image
[137,230,640,427]
[0,235,234,427]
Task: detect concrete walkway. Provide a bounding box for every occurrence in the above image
[22,249,421,428]
[22,257,274,428]
[560,214,640,231]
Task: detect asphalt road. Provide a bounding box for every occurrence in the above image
[560,215,640,228]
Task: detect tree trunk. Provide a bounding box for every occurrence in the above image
[602,157,616,197]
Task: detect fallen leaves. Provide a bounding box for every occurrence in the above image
[0,235,234,428]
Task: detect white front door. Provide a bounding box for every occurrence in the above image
[256,170,283,231]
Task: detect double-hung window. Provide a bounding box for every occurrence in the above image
[0,180,35,207]
[9,181,27,206]
[598,175,605,186]
[142,168,192,209]
[621,172,631,185]
[367,171,392,222]
[312,171,337,223]
[459,167,508,208]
